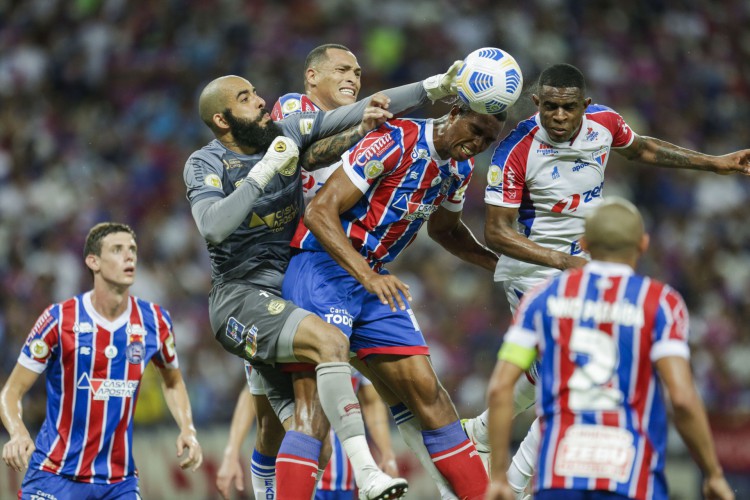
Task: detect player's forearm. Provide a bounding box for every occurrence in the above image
[429,219,498,272]
[301,125,365,170]
[485,224,577,270]
[621,136,717,172]
[0,386,29,438]
[224,389,255,457]
[191,181,265,244]
[161,375,197,435]
[672,389,724,478]
[486,373,515,481]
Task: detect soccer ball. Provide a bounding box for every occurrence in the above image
[455,47,523,114]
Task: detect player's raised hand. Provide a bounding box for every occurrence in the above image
[176,429,203,471]
[357,93,393,136]
[362,272,412,312]
[715,149,750,175]
[2,432,35,472]
[423,60,463,102]
[246,136,300,189]
[216,454,245,499]
[703,474,735,500]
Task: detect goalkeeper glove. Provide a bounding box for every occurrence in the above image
[423,60,463,102]
[245,136,299,189]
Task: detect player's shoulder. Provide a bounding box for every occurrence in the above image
[585,103,619,115]
[272,93,318,120]
[131,295,171,319]
[187,140,225,166]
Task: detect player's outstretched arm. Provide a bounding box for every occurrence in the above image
[0,364,39,472]
[157,366,203,472]
[304,167,411,312]
[427,206,498,272]
[656,356,735,500]
[216,387,256,499]
[301,94,393,170]
[485,204,587,270]
[618,135,750,175]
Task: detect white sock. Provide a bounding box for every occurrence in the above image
[507,418,540,493]
[251,470,275,500]
[310,468,325,500]
[396,419,458,499]
[341,435,380,486]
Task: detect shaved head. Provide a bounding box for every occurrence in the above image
[583,197,645,260]
[198,75,247,129]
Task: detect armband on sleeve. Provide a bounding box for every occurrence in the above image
[498,341,537,371]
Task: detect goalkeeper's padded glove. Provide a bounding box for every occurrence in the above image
[423,60,463,102]
[245,136,299,189]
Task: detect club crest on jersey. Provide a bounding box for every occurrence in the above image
[267,299,286,315]
[591,146,609,166]
[487,165,502,186]
[364,160,384,179]
[226,317,245,345]
[30,339,50,359]
[244,324,259,358]
[73,322,94,334]
[438,178,452,195]
[126,341,144,364]
[204,173,222,188]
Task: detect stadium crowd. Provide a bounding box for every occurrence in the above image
[1,0,749,491]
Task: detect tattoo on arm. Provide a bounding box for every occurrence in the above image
[623,136,708,169]
[301,125,365,170]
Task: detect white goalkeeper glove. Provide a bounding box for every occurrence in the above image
[423,60,463,102]
[245,136,299,189]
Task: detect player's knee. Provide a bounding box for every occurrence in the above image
[304,316,350,362]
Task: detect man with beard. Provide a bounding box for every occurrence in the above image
[184,70,460,499]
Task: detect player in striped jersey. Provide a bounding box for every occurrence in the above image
[284,104,507,500]
[1,222,203,499]
[463,63,750,497]
[485,198,734,500]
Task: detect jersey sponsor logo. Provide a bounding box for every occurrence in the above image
[244,324,259,359]
[410,148,429,161]
[226,317,245,345]
[29,491,58,500]
[73,322,94,334]
[77,372,139,401]
[364,160,384,179]
[248,202,300,233]
[591,145,609,166]
[222,158,244,170]
[30,339,50,359]
[572,159,588,172]
[392,194,439,221]
[354,134,395,167]
[555,425,635,482]
[204,173,222,188]
[31,310,54,335]
[438,177,452,195]
[584,126,599,142]
[299,118,314,135]
[551,182,603,213]
[80,346,92,356]
[546,297,645,327]
[267,299,286,315]
[487,165,502,186]
[536,142,558,156]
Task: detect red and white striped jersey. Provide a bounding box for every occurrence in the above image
[19,291,179,483]
[485,105,635,292]
[504,261,688,499]
[292,118,472,265]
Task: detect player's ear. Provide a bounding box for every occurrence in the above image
[212,112,229,131]
[639,233,650,255]
[531,94,540,107]
[584,97,592,108]
[85,254,99,274]
[305,67,317,87]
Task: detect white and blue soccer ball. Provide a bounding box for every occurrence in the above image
[456,47,523,114]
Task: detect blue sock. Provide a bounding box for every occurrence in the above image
[421,420,468,454]
[389,402,415,425]
[277,430,322,461]
[251,448,276,480]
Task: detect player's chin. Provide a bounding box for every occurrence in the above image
[336,94,357,106]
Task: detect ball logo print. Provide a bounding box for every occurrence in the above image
[456,47,523,114]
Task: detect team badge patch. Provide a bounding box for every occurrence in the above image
[226,317,246,345]
[244,324,259,359]
[283,99,300,113]
[165,334,176,358]
[364,160,384,179]
[204,173,222,188]
[267,299,286,315]
[30,339,50,359]
[487,165,502,186]
[126,341,144,364]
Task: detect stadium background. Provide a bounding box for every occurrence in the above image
[1,0,749,498]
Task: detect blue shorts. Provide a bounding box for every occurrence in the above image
[21,468,141,500]
[315,489,356,500]
[283,251,428,359]
[536,490,630,500]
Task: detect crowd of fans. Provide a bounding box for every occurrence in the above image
[1,0,749,446]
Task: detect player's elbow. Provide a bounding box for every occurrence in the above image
[202,227,228,246]
[668,388,701,418]
[304,200,326,232]
[484,224,509,253]
[486,373,514,408]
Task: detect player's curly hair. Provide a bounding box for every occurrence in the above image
[538,63,586,93]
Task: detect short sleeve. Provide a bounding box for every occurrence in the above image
[184,154,225,205]
[650,287,690,362]
[341,124,406,193]
[18,305,60,374]
[152,306,179,369]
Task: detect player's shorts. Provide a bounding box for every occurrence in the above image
[535,490,630,500]
[315,489,356,500]
[283,251,429,359]
[252,362,296,424]
[209,279,310,363]
[21,468,141,500]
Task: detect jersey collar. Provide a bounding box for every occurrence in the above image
[584,260,635,276]
[83,291,133,332]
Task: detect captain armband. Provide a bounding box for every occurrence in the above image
[498,341,537,371]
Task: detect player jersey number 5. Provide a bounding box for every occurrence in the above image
[567,327,623,411]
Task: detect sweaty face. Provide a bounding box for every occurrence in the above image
[535,86,589,143]
[441,112,505,161]
[224,108,283,151]
[93,232,137,288]
[308,49,362,110]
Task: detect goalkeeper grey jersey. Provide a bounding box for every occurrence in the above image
[184,82,428,292]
